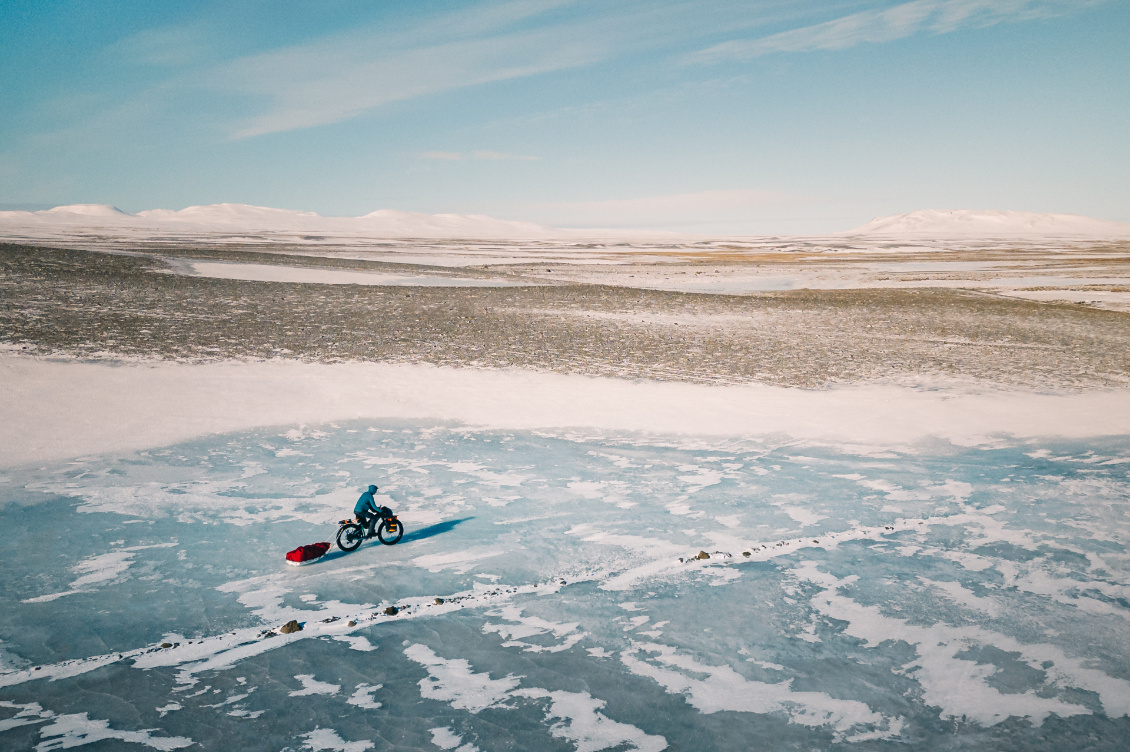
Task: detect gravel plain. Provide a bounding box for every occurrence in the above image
[3,241,1129,390]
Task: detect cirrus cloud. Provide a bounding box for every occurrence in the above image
[689,0,1108,62]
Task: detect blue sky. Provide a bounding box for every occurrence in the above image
[1,0,1127,233]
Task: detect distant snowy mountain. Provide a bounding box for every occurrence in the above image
[0,202,557,240]
[5,203,1129,242]
[43,204,131,218]
[846,209,1130,238]
[136,203,323,225]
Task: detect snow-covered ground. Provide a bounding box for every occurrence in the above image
[177,261,525,288]
[531,262,1130,311]
[5,356,1130,468]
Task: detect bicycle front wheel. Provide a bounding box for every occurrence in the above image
[377,518,404,545]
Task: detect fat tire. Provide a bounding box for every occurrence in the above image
[337,523,365,552]
[377,519,404,545]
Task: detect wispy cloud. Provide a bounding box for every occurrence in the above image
[689,0,1106,62]
[104,23,214,67]
[26,2,825,144]
[215,2,623,138]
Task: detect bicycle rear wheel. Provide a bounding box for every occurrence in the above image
[337,523,365,552]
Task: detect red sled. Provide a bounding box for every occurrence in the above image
[286,542,331,566]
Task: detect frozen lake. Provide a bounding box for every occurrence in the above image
[2,421,1129,750]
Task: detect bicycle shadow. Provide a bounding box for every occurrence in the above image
[401,517,473,544]
[286,517,473,568]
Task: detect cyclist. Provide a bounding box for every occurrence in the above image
[354,484,391,538]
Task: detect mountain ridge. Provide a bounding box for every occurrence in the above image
[846,209,1130,238]
[3,203,1129,240]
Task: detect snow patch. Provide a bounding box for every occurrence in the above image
[22,542,176,603]
[404,644,520,713]
[36,712,193,750]
[429,727,478,751]
[512,688,667,752]
[289,674,341,697]
[346,684,382,710]
[301,728,374,752]
[333,635,377,652]
[795,562,1130,724]
[184,261,521,288]
[0,700,53,732]
[621,643,902,740]
[482,605,585,653]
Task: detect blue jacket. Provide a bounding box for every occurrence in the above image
[354,491,379,515]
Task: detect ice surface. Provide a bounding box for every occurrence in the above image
[2,421,1130,749]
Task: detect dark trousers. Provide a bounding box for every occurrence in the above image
[355,510,376,536]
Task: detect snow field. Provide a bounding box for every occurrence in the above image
[6,356,1130,469]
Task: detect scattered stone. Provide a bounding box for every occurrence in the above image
[384,606,399,616]
[696,551,710,560]
[160,642,173,649]
[742,551,751,557]
[280,620,302,634]
[322,616,339,623]
[434,598,444,605]
[347,621,356,627]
